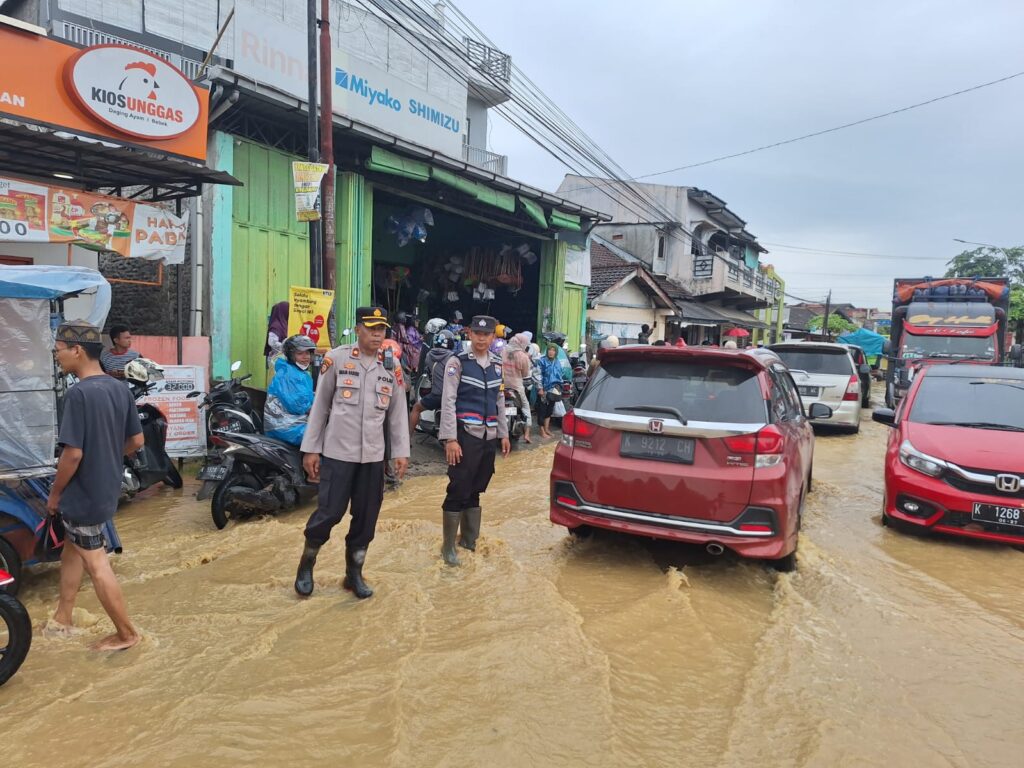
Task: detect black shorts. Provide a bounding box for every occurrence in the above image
[419,392,442,410]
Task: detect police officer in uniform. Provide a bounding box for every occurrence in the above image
[438,315,510,566]
[294,306,410,599]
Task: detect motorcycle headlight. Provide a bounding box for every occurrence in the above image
[899,439,947,478]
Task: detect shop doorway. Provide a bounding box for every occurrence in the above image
[371,190,543,337]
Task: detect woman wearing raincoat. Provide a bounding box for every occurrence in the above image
[502,332,534,443]
[264,335,317,445]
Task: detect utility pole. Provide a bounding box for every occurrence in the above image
[823,289,832,342]
[306,0,322,289]
[319,0,336,291]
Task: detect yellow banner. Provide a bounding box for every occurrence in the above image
[287,285,335,351]
[292,162,329,222]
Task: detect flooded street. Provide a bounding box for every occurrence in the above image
[3,401,1023,767]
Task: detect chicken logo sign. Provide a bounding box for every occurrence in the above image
[63,45,201,140]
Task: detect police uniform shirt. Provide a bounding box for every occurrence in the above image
[439,353,508,442]
[300,343,411,463]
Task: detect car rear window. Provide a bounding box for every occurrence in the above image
[579,360,767,424]
[772,348,852,375]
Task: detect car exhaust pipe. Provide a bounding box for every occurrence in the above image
[705,542,725,556]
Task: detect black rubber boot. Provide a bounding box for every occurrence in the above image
[294,541,320,597]
[343,547,374,599]
[458,507,482,551]
[441,510,462,566]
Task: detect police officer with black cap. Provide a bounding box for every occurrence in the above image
[294,306,410,599]
[438,314,510,566]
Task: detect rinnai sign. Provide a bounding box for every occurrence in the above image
[64,46,201,140]
[233,3,466,159]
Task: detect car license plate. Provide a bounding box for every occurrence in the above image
[197,464,228,481]
[972,502,1024,528]
[620,433,695,464]
[797,386,820,397]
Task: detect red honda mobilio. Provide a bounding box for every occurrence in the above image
[873,363,1024,544]
[550,346,832,571]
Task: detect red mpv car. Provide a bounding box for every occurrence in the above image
[550,346,832,571]
[873,364,1024,544]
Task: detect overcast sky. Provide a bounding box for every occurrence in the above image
[458,0,1024,308]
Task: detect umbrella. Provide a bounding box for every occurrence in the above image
[724,327,750,338]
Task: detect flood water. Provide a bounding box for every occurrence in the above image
[3,403,1023,767]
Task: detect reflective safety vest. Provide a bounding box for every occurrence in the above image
[455,350,502,428]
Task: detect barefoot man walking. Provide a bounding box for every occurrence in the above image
[48,322,143,651]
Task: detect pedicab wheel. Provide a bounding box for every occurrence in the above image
[0,593,31,686]
[0,538,22,597]
[211,474,261,530]
[163,463,183,489]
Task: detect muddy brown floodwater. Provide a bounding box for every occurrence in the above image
[3,401,1024,767]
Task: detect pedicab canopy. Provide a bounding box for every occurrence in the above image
[0,266,111,476]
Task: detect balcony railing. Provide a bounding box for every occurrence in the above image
[691,251,782,302]
[466,39,512,83]
[462,144,508,176]
[58,21,205,80]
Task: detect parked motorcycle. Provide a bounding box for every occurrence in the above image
[505,388,528,441]
[188,361,262,440]
[122,359,182,500]
[200,431,317,529]
[0,567,30,686]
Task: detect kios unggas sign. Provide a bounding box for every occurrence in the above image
[63,45,201,140]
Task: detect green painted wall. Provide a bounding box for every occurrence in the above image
[334,172,373,336]
[538,239,567,335]
[230,140,310,389]
[561,283,586,352]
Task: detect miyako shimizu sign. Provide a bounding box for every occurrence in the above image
[63,45,201,140]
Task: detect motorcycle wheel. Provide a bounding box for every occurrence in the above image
[163,463,184,489]
[0,593,31,686]
[0,538,21,597]
[211,473,261,531]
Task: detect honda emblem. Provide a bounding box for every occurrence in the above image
[995,474,1020,493]
[648,419,664,434]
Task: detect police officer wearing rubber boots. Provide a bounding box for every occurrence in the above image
[438,315,510,566]
[294,307,410,599]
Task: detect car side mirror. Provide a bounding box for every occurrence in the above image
[872,408,896,426]
[808,402,832,420]
[859,363,870,375]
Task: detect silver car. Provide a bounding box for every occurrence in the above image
[769,342,863,433]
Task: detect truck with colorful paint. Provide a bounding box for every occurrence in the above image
[884,277,1015,408]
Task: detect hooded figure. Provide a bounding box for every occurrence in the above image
[264,335,316,445]
[502,333,534,443]
[265,302,290,361]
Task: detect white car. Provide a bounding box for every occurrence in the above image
[769,342,862,433]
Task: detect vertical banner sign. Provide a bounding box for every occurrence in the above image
[288,286,335,350]
[292,162,329,222]
[142,366,207,458]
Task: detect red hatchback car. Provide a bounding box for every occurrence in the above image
[873,364,1024,544]
[550,346,833,571]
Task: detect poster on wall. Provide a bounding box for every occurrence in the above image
[292,162,329,222]
[288,286,335,351]
[0,175,189,263]
[142,365,206,458]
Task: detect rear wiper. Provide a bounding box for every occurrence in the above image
[925,421,1024,432]
[615,405,687,424]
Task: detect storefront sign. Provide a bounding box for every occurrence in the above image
[0,29,209,161]
[292,162,329,222]
[288,286,335,351]
[142,365,206,458]
[63,45,202,140]
[233,3,466,159]
[0,175,189,264]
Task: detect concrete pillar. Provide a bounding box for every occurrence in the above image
[208,131,234,380]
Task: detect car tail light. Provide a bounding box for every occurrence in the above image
[560,411,597,447]
[723,425,784,468]
[843,374,859,401]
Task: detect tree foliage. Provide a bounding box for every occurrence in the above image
[808,314,857,333]
[945,246,1024,323]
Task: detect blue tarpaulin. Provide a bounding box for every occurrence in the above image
[838,327,886,359]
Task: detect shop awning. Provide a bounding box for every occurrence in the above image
[674,299,729,325]
[0,120,241,201]
[712,305,769,329]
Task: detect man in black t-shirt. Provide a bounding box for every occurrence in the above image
[48,322,144,651]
